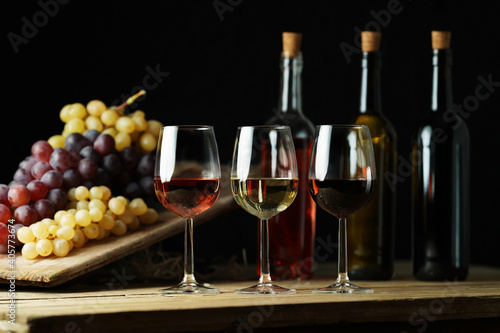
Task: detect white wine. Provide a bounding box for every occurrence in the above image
[231,178,298,220]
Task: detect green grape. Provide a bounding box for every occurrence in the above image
[60,213,76,228]
[22,242,38,259]
[129,198,148,216]
[17,227,35,244]
[57,226,75,241]
[75,210,92,227]
[98,214,115,230]
[53,238,70,257]
[84,224,99,239]
[111,219,127,236]
[31,222,49,239]
[36,239,53,257]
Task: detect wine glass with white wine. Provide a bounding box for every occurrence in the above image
[231,125,298,294]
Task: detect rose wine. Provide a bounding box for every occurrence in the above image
[412,31,470,281]
[348,31,397,280]
[309,179,375,219]
[263,32,316,280]
[154,178,220,218]
[231,178,298,220]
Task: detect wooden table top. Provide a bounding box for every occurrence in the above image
[1,262,499,333]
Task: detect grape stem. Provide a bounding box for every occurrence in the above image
[113,90,146,113]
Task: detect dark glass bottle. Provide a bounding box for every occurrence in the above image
[412,31,470,281]
[262,32,316,280]
[348,31,397,280]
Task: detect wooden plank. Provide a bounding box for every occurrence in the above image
[0,186,238,287]
[1,273,500,333]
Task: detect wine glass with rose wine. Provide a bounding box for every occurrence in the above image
[231,125,298,294]
[154,125,221,294]
[309,125,376,293]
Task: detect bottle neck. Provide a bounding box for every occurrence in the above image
[278,53,303,114]
[360,51,382,114]
[432,49,453,112]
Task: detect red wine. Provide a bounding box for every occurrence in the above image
[309,179,375,219]
[154,178,220,218]
[412,31,470,281]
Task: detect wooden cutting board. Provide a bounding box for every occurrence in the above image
[0,186,237,287]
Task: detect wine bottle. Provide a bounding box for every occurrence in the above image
[347,31,397,280]
[261,31,316,280]
[412,31,470,281]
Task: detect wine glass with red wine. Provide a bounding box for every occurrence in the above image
[231,125,298,294]
[309,125,376,293]
[154,125,221,294]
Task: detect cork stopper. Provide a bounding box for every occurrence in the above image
[282,32,302,57]
[432,31,451,49]
[361,31,381,52]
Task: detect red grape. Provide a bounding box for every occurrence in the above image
[120,146,141,170]
[78,157,98,180]
[83,129,100,143]
[19,155,37,172]
[13,205,38,226]
[103,154,122,177]
[136,155,154,178]
[14,168,34,183]
[46,189,68,211]
[50,148,71,172]
[65,132,92,152]
[33,199,55,220]
[31,140,54,162]
[27,180,49,201]
[50,148,80,172]
[31,161,53,180]
[0,223,8,244]
[41,170,64,189]
[0,203,11,223]
[80,146,102,165]
[0,184,9,205]
[94,133,115,156]
[62,169,81,190]
[8,184,31,207]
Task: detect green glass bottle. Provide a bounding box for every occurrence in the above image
[348,31,397,280]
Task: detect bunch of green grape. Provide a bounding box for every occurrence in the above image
[50,96,163,154]
[17,185,158,259]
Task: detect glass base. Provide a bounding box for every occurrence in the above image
[159,281,219,294]
[236,282,296,295]
[312,281,373,294]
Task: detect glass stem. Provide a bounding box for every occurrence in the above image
[259,219,272,285]
[337,217,350,284]
[182,218,196,284]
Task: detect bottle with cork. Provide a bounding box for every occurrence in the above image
[412,31,470,281]
[262,31,316,280]
[348,31,397,280]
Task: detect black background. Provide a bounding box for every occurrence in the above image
[2,0,499,270]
